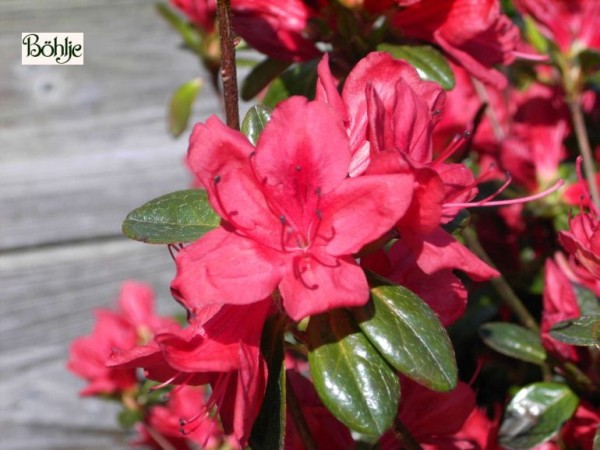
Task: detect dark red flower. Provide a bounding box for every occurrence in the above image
[391,0,521,88]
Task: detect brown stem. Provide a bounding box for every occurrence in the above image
[286,376,318,450]
[216,0,239,130]
[568,97,600,209]
[462,227,540,332]
[392,419,423,450]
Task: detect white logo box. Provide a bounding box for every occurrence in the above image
[22,33,84,65]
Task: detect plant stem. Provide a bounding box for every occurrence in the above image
[393,419,423,450]
[462,227,539,333]
[286,376,318,450]
[568,97,600,209]
[472,78,504,141]
[216,0,239,130]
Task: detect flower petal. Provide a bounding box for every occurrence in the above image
[171,228,284,313]
[323,173,414,256]
[279,254,369,320]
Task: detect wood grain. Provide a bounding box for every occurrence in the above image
[0,1,226,448]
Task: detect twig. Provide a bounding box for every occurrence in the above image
[392,419,423,450]
[216,0,240,130]
[286,376,318,450]
[462,227,539,332]
[568,98,600,209]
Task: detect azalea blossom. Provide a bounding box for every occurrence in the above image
[172,96,414,321]
[67,282,175,396]
[110,299,272,447]
[391,0,521,88]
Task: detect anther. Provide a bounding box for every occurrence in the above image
[214,175,221,184]
[295,165,301,171]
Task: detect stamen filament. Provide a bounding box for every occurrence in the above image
[444,179,564,209]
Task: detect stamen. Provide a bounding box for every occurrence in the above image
[292,255,318,290]
[150,374,179,391]
[433,132,469,166]
[212,174,251,231]
[167,244,178,261]
[444,179,565,209]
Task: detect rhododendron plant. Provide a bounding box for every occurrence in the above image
[69,0,600,448]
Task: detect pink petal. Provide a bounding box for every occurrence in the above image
[279,253,369,321]
[188,116,281,246]
[315,54,348,124]
[323,173,414,256]
[403,227,499,280]
[171,228,284,312]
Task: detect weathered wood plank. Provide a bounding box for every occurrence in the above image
[0,0,222,250]
[0,238,182,448]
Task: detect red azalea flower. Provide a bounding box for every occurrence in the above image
[541,258,581,361]
[559,205,600,281]
[391,0,520,88]
[110,300,271,447]
[515,0,600,53]
[171,0,217,33]
[172,96,414,321]
[67,282,174,396]
[561,402,600,450]
[134,386,231,450]
[231,0,321,61]
[316,52,445,176]
[379,378,478,449]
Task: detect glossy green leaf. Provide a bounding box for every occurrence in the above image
[249,315,286,450]
[353,285,457,391]
[479,322,547,365]
[241,58,292,100]
[156,3,202,53]
[377,44,455,90]
[499,382,579,449]
[168,78,203,137]
[308,309,400,436]
[122,189,220,244]
[241,105,272,146]
[263,60,319,107]
[549,315,600,347]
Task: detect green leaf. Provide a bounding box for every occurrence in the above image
[263,60,319,108]
[168,78,203,137]
[241,58,292,101]
[122,189,220,244]
[377,44,455,90]
[499,382,579,449]
[574,284,600,316]
[353,285,457,391]
[479,322,547,365]
[549,315,600,347]
[156,3,202,53]
[249,315,286,450]
[523,15,549,54]
[308,309,400,436]
[241,105,273,146]
[117,408,143,429]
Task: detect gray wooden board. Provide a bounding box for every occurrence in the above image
[0,0,240,448]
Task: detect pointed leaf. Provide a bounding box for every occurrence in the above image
[241,105,273,146]
[241,58,292,101]
[499,382,579,449]
[249,315,286,450]
[479,322,547,364]
[308,309,400,437]
[573,284,600,316]
[168,78,203,137]
[549,315,600,347]
[353,285,457,391]
[377,44,455,90]
[122,189,220,244]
